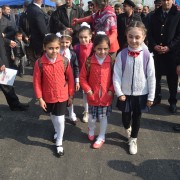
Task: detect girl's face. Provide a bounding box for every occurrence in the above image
[126,27,146,49]
[94,40,109,58]
[60,38,71,50]
[43,41,60,59]
[79,30,92,45]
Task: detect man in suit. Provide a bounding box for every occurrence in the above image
[0,24,29,111]
[148,0,180,113]
[117,0,141,50]
[49,0,84,45]
[27,0,49,65]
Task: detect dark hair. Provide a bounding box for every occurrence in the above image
[15,30,23,36]
[92,0,108,9]
[2,5,10,10]
[93,33,110,49]
[114,3,122,8]
[59,30,72,42]
[126,21,147,36]
[143,5,149,9]
[43,34,60,47]
[78,26,92,36]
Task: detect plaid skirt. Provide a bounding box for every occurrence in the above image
[116,94,150,113]
[88,105,112,119]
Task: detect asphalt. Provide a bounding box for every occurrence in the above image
[0,66,180,180]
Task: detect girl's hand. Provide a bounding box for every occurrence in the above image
[87,90,93,96]
[68,96,73,107]
[119,95,126,101]
[75,82,80,91]
[0,65,6,72]
[108,91,113,96]
[147,100,153,107]
[39,98,47,111]
[72,18,78,26]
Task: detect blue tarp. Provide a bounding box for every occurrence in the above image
[0,0,55,7]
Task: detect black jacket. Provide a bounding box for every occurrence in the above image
[27,3,49,54]
[0,25,11,68]
[19,11,30,38]
[117,12,141,50]
[148,5,180,74]
[50,3,84,45]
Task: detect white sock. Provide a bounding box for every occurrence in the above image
[67,104,76,118]
[83,92,88,112]
[97,116,107,141]
[50,113,57,134]
[54,115,65,146]
[88,114,96,136]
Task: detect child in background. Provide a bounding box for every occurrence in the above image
[11,31,27,77]
[113,21,156,155]
[74,22,93,123]
[56,30,80,125]
[80,32,114,149]
[33,34,74,157]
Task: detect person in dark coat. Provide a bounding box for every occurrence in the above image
[148,0,180,113]
[49,0,84,46]
[27,0,49,57]
[0,25,29,111]
[117,0,141,50]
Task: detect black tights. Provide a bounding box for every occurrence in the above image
[122,111,142,138]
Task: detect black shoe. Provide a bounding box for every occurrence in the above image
[10,103,29,111]
[19,73,24,78]
[173,125,180,132]
[169,104,177,114]
[56,146,64,157]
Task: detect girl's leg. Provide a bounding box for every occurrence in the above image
[67,104,77,121]
[50,113,57,140]
[97,116,107,141]
[88,114,96,140]
[82,92,88,123]
[131,111,142,138]
[122,112,132,139]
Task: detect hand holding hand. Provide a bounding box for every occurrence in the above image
[10,40,16,48]
[146,100,153,107]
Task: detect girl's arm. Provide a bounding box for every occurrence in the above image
[146,54,156,102]
[72,15,93,26]
[113,52,124,97]
[79,62,92,93]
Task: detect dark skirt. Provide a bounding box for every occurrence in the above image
[46,101,67,116]
[116,94,150,113]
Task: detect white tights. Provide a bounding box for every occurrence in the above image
[83,92,88,112]
[88,114,107,141]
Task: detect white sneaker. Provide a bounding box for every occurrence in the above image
[56,146,64,157]
[128,138,137,155]
[125,126,132,140]
[82,111,88,123]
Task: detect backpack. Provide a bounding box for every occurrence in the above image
[85,54,115,76]
[121,47,150,77]
[38,56,69,80]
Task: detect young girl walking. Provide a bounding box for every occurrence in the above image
[80,32,114,149]
[33,34,74,157]
[56,30,80,125]
[113,21,156,155]
[74,22,93,123]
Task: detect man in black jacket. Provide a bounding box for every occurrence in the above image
[117,0,141,50]
[27,0,49,59]
[0,25,29,111]
[49,0,84,45]
[148,0,180,113]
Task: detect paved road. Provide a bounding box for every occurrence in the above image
[0,67,180,180]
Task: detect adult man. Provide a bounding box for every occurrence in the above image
[84,1,94,16]
[143,5,150,16]
[0,25,29,111]
[117,0,141,50]
[148,0,180,113]
[114,3,123,16]
[49,0,84,45]
[27,0,49,59]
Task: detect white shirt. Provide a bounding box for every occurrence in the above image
[33,3,41,9]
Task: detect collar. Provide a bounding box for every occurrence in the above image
[128,46,143,52]
[33,3,41,9]
[45,53,57,63]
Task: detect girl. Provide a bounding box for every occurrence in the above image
[80,32,114,149]
[73,0,119,59]
[56,30,80,125]
[33,34,74,157]
[113,21,156,155]
[74,22,93,123]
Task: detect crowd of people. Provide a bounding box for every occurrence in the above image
[0,0,180,158]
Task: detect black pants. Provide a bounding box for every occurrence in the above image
[155,73,178,104]
[122,111,142,138]
[0,84,19,108]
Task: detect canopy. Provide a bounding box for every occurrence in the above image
[0,0,55,7]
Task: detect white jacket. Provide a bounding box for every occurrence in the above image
[113,46,156,101]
